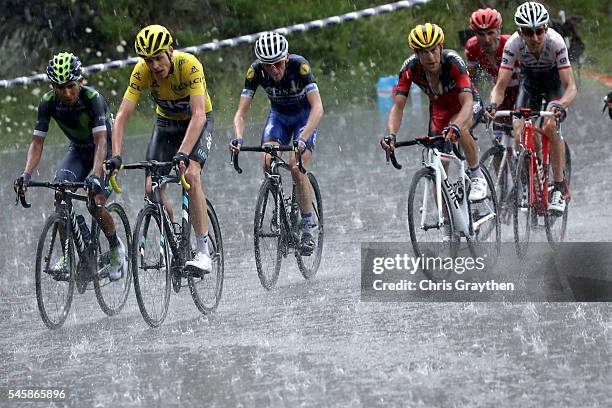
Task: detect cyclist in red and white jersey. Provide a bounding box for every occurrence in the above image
[465,8,519,139]
[487,2,577,213]
[381,23,487,202]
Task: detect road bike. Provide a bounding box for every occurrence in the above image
[494,109,571,257]
[15,180,131,329]
[231,141,323,289]
[479,122,517,225]
[387,136,501,279]
[114,161,224,327]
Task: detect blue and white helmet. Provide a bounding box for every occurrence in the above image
[254,32,288,64]
[514,2,549,28]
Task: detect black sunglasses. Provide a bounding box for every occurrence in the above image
[521,27,546,37]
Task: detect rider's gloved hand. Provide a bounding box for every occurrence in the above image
[173,152,190,169]
[297,138,308,153]
[547,101,567,122]
[443,124,462,142]
[380,133,396,152]
[229,136,244,153]
[85,175,104,194]
[15,172,31,191]
[104,155,122,173]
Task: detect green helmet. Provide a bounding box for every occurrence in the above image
[46,52,82,85]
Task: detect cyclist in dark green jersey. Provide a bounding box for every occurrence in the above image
[15,52,126,281]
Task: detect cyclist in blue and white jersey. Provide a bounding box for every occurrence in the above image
[230,32,324,255]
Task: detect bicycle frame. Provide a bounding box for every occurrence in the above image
[233,143,303,251]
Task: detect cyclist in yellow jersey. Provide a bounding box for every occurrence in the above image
[108,24,214,273]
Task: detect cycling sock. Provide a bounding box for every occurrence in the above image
[196,234,209,254]
[301,212,314,235]
[554,181,565,194]
[107,233,119,249]
[469,165,484,179]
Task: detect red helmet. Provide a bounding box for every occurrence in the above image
[470,8,502,31]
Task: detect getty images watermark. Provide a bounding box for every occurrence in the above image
[369,251,514,293]
[361,242,612,302]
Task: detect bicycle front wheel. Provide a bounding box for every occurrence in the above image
[93,203,132,316]
[189,200,224,314]
[132,204,171,328]
[480,144,513,224]
[407,167,457,280]
[546,141,571,245]
[513,149,533,258]
[296,172,324,280]
[35,212,76,329]
[254,179,282,290]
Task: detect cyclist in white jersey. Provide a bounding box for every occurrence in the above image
[487,2,577,214]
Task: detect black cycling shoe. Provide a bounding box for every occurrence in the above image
[299,232,315,256]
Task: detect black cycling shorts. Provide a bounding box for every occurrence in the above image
[516,74,564,112]
[145,112,214,175]
[54,139,112,198]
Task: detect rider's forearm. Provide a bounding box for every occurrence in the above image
[112,113,128,157]
[178,112,206,154]
[300,104,324,140]
[233,113,246,138]
[489,85,506,107]
[558,84,577,109]
[24,138,43,174]
[92,133,107,177]
[455,100,474,131]
[387,103,404,135]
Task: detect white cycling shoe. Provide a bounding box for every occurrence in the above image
[108,238,126,281]
[185,251,212,274]
[548,189,566,214]
[469,177,487,201]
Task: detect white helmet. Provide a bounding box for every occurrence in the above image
[254,32,288,64]
[514,2,549,28]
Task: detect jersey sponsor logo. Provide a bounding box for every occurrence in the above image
[559,57,568,65]
[132,71,142,81]
[189,77,204,86]
[151,80,160,88]
[129,82,141,91]
[299,63,311,76]
[191,65,200,74]
[246,67,255,80]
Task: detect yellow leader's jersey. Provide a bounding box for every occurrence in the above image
[123,52,213,120]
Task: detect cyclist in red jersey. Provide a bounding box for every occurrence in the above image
[381,23,487,201]
[465,8,519,139]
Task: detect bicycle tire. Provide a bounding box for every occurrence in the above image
[296,172,324,280]
[132,204,171,328]
[35,211,75,329]
[546,141,572,245]
[189,199,224,314]
[254,179,283,290]
[93,203,132,316]
[469,165,502,263]
[480,144,514,224]
[407,167,457,280]
[513,149,533,258]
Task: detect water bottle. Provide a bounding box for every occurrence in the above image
[76,214,90,244]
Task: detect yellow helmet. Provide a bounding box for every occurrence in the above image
[407,23,445,50]
[134,24,173,58]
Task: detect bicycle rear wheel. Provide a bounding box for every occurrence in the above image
[254,179,282,289]
[480,144,514,224]
[132,204,171,327]
[189,200,224,313]
[469,165,501,262]
[296,172,324,280]
[513,149,533,258]
[93,203,132,316]
[407,167,457,280]
[35,212,76,329]
[546,141,571,245]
